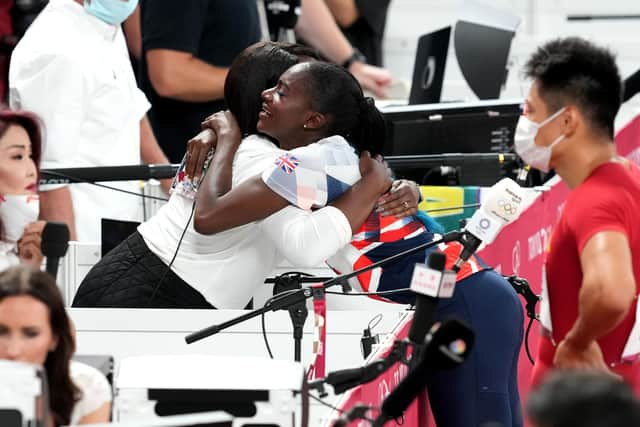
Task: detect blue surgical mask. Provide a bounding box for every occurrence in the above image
[84,0,138,26]
[514,107,566,173]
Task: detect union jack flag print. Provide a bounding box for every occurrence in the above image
[275,153,300,174]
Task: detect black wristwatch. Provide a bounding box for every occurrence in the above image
[341,48,367,69]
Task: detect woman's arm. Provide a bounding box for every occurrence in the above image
[194,150,391,235]
[78,401,111,424]
[193,112,292,234]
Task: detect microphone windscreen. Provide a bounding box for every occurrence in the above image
[41,222,70,258]
[426,250,446,271]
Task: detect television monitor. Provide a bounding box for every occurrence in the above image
[381,99,523,186]
[454,20,515,100]
[409,27,451,105]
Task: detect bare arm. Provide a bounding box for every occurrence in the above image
[194,151,390,235]
[295,0,391,97]
[39,188,77,241]
[139,116,171,193]
[325,0,359,27]
[77,401,111,424]
[554,231,636,370]
[146,49,228,102]
[122,5,142,60]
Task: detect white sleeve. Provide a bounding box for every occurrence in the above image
[10,54,88,190]
[259,205,352,267]
[261,144,330,211]
[69,361,111,424]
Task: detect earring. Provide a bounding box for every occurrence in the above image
[303,124,308,129]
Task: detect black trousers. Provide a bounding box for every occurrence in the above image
[72,231,215,309]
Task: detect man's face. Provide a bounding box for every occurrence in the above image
[523,81,567,149]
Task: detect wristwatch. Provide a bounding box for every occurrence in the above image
[341,47,367,69]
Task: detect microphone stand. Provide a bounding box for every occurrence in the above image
[266,273,334,362]
[184,236,450,345]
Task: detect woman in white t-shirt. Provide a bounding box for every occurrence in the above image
[71,42,408,309]
[0,266,111,426]
[0,109,46,271]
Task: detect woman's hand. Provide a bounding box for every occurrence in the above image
[185,128,217,184]
[201,110,242,151]
[377,179,421,218]
[17,220,46,268]
[358,151,392,195]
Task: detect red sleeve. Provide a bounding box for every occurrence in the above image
[567,182,631,253]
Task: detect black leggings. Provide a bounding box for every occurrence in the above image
[72,231,214,309]
[427,269,524,427]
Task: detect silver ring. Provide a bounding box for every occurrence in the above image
[402,201,409,209]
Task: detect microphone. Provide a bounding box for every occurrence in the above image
[407,251,446,345]
[39,164,180,185]
[449,177,525,272]
[41,222,70,280]
[374,318,474,425]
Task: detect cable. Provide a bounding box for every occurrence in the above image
[525,316,535,365]
[259,289,302,358]
[423,203,480,213]
[306,390,349,415]
[325,288,411,296]
[146,200,196,306]
[261,311,275,359]
[368,313,383,331]
[41,170,169,201]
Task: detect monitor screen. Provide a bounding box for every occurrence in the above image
[454,20,515,100]
[381,99,522,185]
[409,27,451,105]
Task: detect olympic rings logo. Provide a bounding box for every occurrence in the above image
[498,199,518,216]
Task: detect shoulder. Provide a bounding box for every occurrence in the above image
[70,360,112,420]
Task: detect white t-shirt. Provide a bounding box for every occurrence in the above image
[69,360,111,425]
[9,0,149,242]
[139,135,352,309]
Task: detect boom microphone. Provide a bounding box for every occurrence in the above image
[407,251,446,345]
[373,318,474,425]
[450,177,525,272]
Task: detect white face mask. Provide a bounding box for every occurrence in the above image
[514,107,566,173]
[0,195,40,243]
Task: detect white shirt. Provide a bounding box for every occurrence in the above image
[139,135,352,309]
[9,0,150,242]
[69,360,111,425]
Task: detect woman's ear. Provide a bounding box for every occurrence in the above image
[303,112,328,131]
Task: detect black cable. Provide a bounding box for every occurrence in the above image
[368,313,383,330]
[146,200,196,306]
[325,288,411,296]
[259,289,301,358]
[261,311,274,359]
[41,170,169,201]
[306,390,349,415]
[423,203,480,213]
[525,316,535,365]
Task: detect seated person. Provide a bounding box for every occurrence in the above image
[0,109,45,270]
[194,61,524,427]
[72,42,400,309]
[0,265,111,425]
